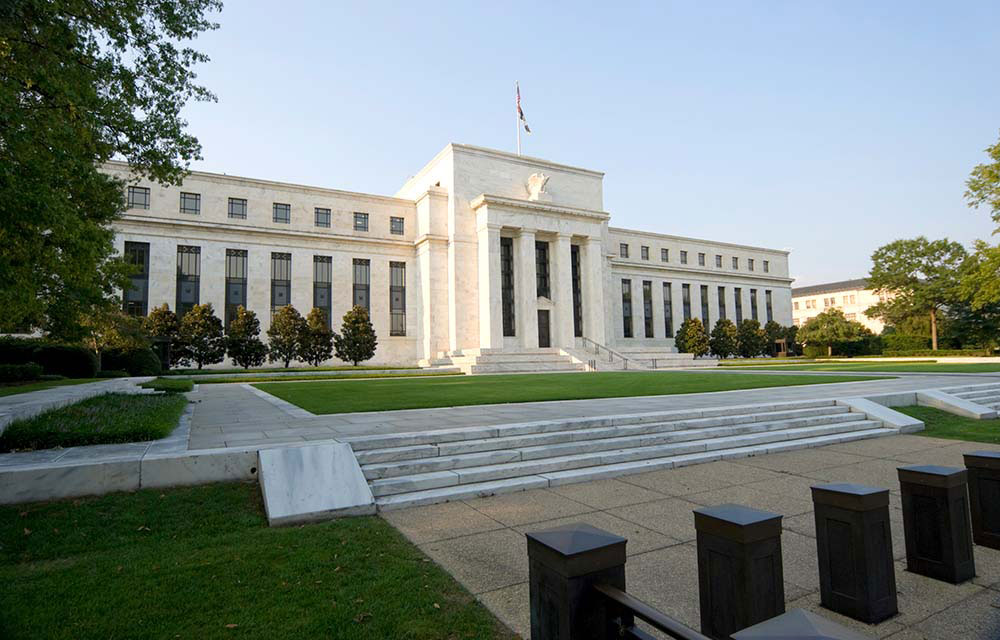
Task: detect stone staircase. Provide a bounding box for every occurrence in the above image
[339,399,898,511]
[618,348,718,369]
[432,348,587,375]
[944,382,1000,411]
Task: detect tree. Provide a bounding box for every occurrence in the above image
[959,240,1000,311]
[709,319,738,359]
[784,325,801,356]
[965,130,1000,233]
[225,306,268,370]
[267,305,307,368]
[736,319,768,358]
[300,308,335,367]
[0,1,220,334]
[178,303,225,369]
[763,321,785,347]
[865,237,967,350]
[334,306,378,366]
[80,304,150,370]
[144,304,186,368]
[675,318,709,357]
[797,309,866,356]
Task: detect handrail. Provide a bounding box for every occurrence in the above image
[594,583,712,640]
[578,337,645,370]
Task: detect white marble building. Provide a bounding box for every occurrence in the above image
[108,144,793,366]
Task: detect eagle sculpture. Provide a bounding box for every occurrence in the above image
[526,173,549,201]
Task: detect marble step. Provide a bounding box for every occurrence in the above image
[465,362,586,374]
[343,399,841,452]
[954,392,1000,405]
[369,419,883,496]
[375,427,896,510]
[954,388,1000,400]
[354,404,852,463]
[360,409,862,478]
[452,353,578,363]
[945,384,1000,395]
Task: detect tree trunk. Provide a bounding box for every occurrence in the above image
[827,344,832,356]
[930,309,938,351]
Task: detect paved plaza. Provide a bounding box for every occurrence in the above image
[385,434,1000,639]
[186,371,1000,450]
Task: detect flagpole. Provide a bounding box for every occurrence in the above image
[516,81,521,156]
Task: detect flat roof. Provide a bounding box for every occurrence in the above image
[792,278,869,297]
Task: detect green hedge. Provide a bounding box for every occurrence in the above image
[882,334,929,351]
[0,362,43,383]
[803,335,883,358]
[0,338,97,378]
[883,349,991,357]
[102,347,162,376]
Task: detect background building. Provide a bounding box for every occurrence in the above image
[109,143,793,367]
[791,279,886,334]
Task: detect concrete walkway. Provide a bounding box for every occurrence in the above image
[0,377,153,430]
[384,434,1000,639]
[187,372,1000,450]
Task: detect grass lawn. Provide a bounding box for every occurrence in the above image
[0,393,187,452]
[0,483,515,640]
[165,364,420,376]
[896,406,1000,445]
[254,370,886,414]
[717,362,1000,374]
[0,378,99,398]
[140,377,195,393]
[199,371,462,385]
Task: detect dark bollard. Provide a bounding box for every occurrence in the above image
[731,608,875,640]
[526,522,629,640]
[694,504,785,640]
[964,451,1000,550]
[897,465,975,583]
[811,483,897,623]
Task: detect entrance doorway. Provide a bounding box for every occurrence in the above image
[537,310,551,348]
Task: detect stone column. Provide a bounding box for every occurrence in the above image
[964,451,1000,549]
[551,233,575,347]
[516,228,538,349]
[476,223,504,350]
[671,280,684,343]
[651,276,664,340]
[583,237,607,344]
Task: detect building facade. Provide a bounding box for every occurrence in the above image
[791,279,886,334]
[108,144,793,365]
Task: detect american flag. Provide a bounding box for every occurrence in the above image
[516,82,531,134]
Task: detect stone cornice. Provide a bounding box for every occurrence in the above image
[116,215,416,251]
[470,194,611,222]
[608,258,794,285]
[609,226,790,256]
[451,144,605,178]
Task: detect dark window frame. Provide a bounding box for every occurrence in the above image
[352,258,370,312]
[734,287,743,324]
[621,279,633,338]
[128,186,150,209]
[619,243,629,258]
[354,212,369,232]
[642,280,654,338]
[640,246,649,261]
[765,289,774,323]
[179,192,200,215]
[123,241,150,316]
[270,252,292,315]
[390,261,406,336]
[661,248,669,262]
[700,284,710,327]
[315,207,331,228]
[176,245,201,318]
[225,249,248,329]
[228,197,247,219]
[390,216,404,235]
[750,288,759,321]
[501,237,515,336]
[571,244,583,337]
[273,202,291,224]
[663,282,673,338]
[313,255,332,328]
[682,283,692,321]
[680,250,688,265]
[535,241,550,298]
[718,286,727,321]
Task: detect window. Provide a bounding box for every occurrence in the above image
[354,212,369,231]
[271,252,291,316]
[763,260,770,273]
[273,202,290,224]
[663,282,674,338]
[750,288,759,321]
[765,290,773,323]
[748,258,755,272]
[501,237,515,336]
[682,284,691,320]
[641,246,649,261]
[176,245,200,318]
[128,186,150,209]
[793,301,800,311]
[661,248,669,262]
[621,279,633,338]
[228,197,247,219]
[313,256,332,327]
[315,207,331,228]
[680,251,688,265]
[698,253,706,267]
[732,256,739,269]
[619,243,629,258]
[824,297,832,308]
[643,281,654,338]
[123,241,149,316]
[718,286,727,321]
[571,245,583,337]
[846,313,856,321]
[535,241,550,298]
[734,287,743,324]
[715,255,722,268]
[850,295,856,304]
[843,295,849,305]
[390,262,406,336]
[225,249,248,328]
[700,285,710,327]
[179,192,200,215]
[390,216,404,235]
[352,259,370,312]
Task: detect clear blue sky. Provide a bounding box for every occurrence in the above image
[180,1,1000,287]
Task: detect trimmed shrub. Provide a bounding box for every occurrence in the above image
[96,370,130,378]
[31,344,98,378]
[883,334,929,351]
[883,348,990,357]
[0,337,40,365]
[0,362,43,383]
[102,347,162,376]
[38,374,65,381]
